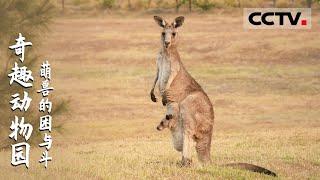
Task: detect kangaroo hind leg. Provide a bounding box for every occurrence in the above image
[179,102,195,166]
[195,132,212,164]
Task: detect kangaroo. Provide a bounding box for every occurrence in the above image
[151,15,215,166]
[150,16,277,177]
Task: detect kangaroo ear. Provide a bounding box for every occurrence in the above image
[173,16,184,28]
[154,16,166,28]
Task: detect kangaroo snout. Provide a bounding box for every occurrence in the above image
[157,120,167,131]
[164,41,170,48]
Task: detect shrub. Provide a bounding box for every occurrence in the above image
[194,0,216,11]
[100,0,115,9]
[224,0,239,7]
[72,0,87,6]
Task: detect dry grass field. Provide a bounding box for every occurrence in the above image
[0,11,320,179]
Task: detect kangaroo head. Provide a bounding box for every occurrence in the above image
[154,16,184,49]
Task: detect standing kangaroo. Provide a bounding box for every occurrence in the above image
[150,16,214,165]
[150,16,277,177]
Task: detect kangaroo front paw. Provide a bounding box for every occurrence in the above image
[165,114,173,120]
[162,98,167,106]
[150,92,157,102]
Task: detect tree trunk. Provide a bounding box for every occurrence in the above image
[175,0,179,13]
[128,0,132,9]
[189,0,192,12]
[61,0,64,13]
[237,0,241,7]
[306,0,312,8]
[148,0,152,9]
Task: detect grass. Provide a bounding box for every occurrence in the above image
[0,12,319,179]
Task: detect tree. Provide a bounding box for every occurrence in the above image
[128,0,132,9]
[306,0,312,7]
[175,0,187,13]
[176,0,180,12]
[62,0,65,13]
[0,0,54,78]
[0,0,66,149]
[148,0,152,9]
[236,0,241,7]
[291,0,295,6]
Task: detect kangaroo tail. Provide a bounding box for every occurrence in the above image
[222,163,277,177]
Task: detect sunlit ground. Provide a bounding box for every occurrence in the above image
[0,11,319,179]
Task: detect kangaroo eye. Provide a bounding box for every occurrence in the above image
[162,32,165,36]
[172,32,176,37]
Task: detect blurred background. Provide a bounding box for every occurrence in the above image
[50,0,320,13]
[0,0,319,179]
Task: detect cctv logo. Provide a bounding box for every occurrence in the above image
[244,8,311,29]
[249,12,307,26]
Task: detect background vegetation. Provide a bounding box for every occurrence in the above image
[55,0,320,13]
[0,0,66,148]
